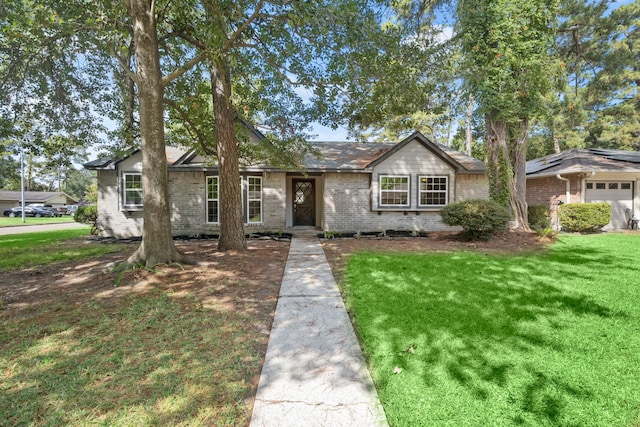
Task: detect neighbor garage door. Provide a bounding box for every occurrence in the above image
[585,181,633,229]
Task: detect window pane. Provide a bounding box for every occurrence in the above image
[207,201,218,223]
[123,174,143,207]
[248,201,261,223]
[127,190,143,206]
[586,182,593,189]
[380,176,409,206]
[621,183,631,190]
[247,177,262,223]
[609,183,618,189]
[596,183,606,189]
[419,176,447,206]
[207,177,219,223]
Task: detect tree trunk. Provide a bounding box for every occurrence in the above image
[485,112,511,207]
[211,58,246,251]
[465,95,474,156]
[486,111,531,231]
[126,0,182,267]
[509,119,530,231]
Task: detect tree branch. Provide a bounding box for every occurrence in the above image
[109,45,137,83]
[161,51,208,87]
[220,0,266,54]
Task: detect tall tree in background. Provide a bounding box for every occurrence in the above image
[531,0,639,157]
[0,0,108,162]
[457,0,560,229]
[342,1,462,142]
[563,0,639,150]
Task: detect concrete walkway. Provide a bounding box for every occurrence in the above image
[250,233,388,427]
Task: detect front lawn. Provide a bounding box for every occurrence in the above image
[0,236,289,426]
[0,216,75,227]
[0,228,118,270]
[342,234,640,426]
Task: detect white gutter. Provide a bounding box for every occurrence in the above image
[581,171,596,203]
[556,174,571,203]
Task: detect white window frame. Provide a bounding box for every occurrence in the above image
[122,172,143,209]
[246,176,263,224]
[206,176,219,224]
[418,175,448,207]
[379,175,410,207]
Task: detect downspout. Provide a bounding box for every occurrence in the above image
[556,174,571,203]
[581,171,596,203]
[555,174,571,231]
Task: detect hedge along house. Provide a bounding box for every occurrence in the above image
[84,131,489,238]
[526,148,640,230]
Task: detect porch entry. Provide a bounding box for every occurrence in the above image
[293,179,315,226]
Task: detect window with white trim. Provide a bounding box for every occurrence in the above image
[419,176,448,207]
[247,176,262,223]
[379,176,410,207]
[206,176,219,223]
[122,173,143,208]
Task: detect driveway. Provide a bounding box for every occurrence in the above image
[0,222,88,236]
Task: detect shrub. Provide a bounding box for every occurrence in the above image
[440,199,511,240]
[74,205,98,235]
[558,203,610,232]
[528,204,556,238]
[528,205,551,229]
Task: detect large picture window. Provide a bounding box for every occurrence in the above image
[379,176,410,207]
[247,176,262,224]
[206,176,219,223]
[419,176,448,207]
[122,173,143,209]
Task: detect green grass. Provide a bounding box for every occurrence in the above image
[342,233,640,426]
[0,216,75,227]
[0,228,121,270]
[1,292,262,426]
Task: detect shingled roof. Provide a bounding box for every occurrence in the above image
[84,146,189,170]
[0,191,78,204]
[305,132,485,173]
[85,132,486,174]
[526,148,640,178]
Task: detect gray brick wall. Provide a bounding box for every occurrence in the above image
[321,172,483,233]
[97,170,288,238]
[97,168,487,238]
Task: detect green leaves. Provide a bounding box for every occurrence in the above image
[457,0,560,123]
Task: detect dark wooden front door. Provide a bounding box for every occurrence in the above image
[293,180,315,226]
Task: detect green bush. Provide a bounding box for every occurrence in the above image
[74,205,98,235]
[558,203,611,232]
[528,205,551,229]
[528,204,556,238]
[440,199,511,240]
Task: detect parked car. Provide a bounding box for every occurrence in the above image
[4,206,57,218]
[26,204,63,217]
[65,205,79,215]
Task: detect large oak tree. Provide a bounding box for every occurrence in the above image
[457,0,560,229]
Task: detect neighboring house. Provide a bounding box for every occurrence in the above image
[526,148,640,230]
[0,191,78,213]
[85,131,489,238]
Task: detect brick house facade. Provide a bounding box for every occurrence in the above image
[526,149,640,230]
[86,132,490,238]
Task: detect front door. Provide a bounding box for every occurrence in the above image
[293,180,315,226]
